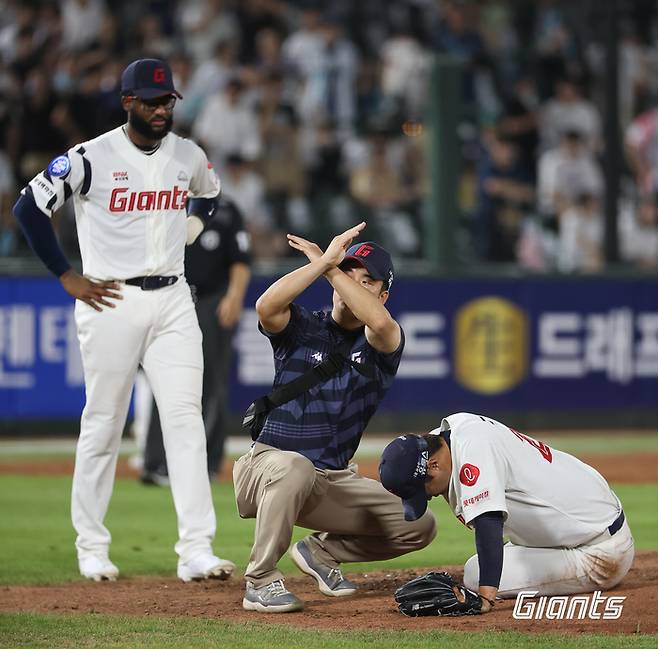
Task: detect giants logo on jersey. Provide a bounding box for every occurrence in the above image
[109,186,188,212]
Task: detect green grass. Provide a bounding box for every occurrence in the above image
[0,614,655,649]
[0,475,656,586]
[531,433,658,455]
[1,442,656,648]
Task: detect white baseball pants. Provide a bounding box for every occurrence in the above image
[72,279,216,564]
[463,520,635,597]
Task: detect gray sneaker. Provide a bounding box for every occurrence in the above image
[242,579,304,613]
[290,540,357,597]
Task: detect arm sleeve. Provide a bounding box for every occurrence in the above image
[13,191,71,277]
[187,196,217,226]
[189,143,220,199]
[473,511,505,588]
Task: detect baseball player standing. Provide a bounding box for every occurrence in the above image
[379,412,634,610]
[13,58,235,583]
[233,223,436,613]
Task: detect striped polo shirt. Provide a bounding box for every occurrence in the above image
[257,303,405,470]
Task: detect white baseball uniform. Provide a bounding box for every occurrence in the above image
[431,413,634,597]
[26,125,221,566]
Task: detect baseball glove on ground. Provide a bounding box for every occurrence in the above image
[394,571,483,617]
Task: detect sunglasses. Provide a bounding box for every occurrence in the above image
[127,95,176,111]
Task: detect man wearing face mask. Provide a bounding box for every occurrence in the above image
[12,58,235,584]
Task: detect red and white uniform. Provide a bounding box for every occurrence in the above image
[432,413,634,597]
[26,126,221,567]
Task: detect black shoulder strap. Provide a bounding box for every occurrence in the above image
[265,338,351,408]
[256,337,376,414]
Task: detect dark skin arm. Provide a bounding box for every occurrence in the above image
[60,269,123,312]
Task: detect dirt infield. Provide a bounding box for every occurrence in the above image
[1,552,656,634]
[2,453,658,484]
[2,450,656,635]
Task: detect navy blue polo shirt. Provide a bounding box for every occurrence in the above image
[257,304,405,470]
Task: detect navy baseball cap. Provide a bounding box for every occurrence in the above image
[121,58,182,99]
[379,435,429,521]
[340,241,394,290]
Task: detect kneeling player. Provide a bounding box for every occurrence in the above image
[379,412,634,612]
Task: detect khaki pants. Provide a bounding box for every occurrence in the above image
[233,442,437,587]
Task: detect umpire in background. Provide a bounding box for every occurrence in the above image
[142,196,251,483]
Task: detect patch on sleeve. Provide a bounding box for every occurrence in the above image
[47,155,71,178]
[459,463,480,486]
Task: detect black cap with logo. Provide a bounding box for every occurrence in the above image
[379,435,430,521]
[120,58,182,99]
[339,241,394,291]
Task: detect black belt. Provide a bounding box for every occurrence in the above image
[608,510,625,536]
[124,275,179,290]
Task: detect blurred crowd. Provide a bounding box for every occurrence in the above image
[1,0,658,270]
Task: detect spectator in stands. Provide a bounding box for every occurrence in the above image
[533,0,576,100]
[181,41,237,126]
[133,14,175,61]
[349,128,407,211]
[474,131,534,262]
[282,6,324,99]
[252,27,287,80]
[497,76,540,180]
[537,130,603,224]
[16,67,67,184]
[60,0,107,53]
[539,77,601,153]
[257,71,307,232]
[317,16,359,135]
[619,193,658,269]
[618,21,651,130]
[625,106,658,196]
[379,28,430,121]
[193,77,262,171]
[430,0,484,107]
[235,0,288,65]
[221,153,286,257]
[0,151,16,256]
[557,193,603,273]
[1,0,657,267]
[176,0,240,65]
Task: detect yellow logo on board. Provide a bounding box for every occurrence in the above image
[454,297,528,394]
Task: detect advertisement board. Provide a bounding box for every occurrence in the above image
[1,276,657,419]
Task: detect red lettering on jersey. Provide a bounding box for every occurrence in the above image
[109,187,128,211]
[156,190,171,209]
[153,68,165,83]
[109,186,188,213]
[509,428,553,463]
[207,162,213,169]
[459,463,480,487]
[137,191,156,210]
[353,244,374,257]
